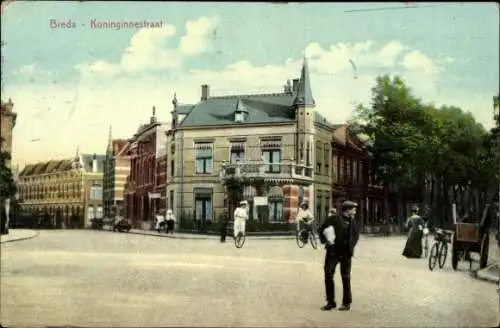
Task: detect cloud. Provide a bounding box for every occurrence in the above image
[401,50,442,75]
[7,32,492,169]
[180,16,218,56]
[121,24,182,72]
[74,17,218,78]
[14,64,37,75]
[74,60,121,77]
[12,64,60,83]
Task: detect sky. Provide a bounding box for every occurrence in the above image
[1,2,499,169]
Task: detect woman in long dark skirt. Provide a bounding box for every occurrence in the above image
[402,206,425,258]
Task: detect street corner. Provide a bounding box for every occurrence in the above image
[0,229,39,244]
[476,262,500,284]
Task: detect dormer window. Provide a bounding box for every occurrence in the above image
[235,112,244,123]
[234,98,248,123]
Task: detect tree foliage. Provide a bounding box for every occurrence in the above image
[352,75,497,225]
[0,138,16,200]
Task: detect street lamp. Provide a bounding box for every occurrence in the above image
[493,95,500,243]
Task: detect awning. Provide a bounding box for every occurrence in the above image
[230,142,245,149]
[268,186,284,199]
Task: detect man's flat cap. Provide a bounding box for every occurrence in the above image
[341,200,358,210]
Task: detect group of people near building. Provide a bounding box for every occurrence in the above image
[155,209,176,234]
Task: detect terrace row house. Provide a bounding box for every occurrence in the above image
[103,127,131,218]
[17,150,105,228]
[123,107,168,229]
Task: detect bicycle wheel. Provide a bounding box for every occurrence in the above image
[235,232,246,248]
[424,236,429,258]
[428,243,439,271]
[438,242,448,268]
[296,231,306,248]
[309,231,318,249]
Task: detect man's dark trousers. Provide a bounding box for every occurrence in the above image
[324,247,352,306]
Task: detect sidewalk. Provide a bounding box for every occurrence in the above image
[476,263,500,284]
[123,228,398,241]
[0,229,39,244]
[128,229,295,240]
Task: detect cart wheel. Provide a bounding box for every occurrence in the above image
[451,235,459,271]
[438,243,448,269]
[428,243,439,271]
[296,231,306,248]
[479,233,489,269]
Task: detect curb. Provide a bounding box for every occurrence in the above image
[0,230,40,244]
[127,230,296,240]
[474,262,500,284]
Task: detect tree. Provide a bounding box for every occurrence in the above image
[0,139,17,233]
[352,75,496,226]
[0,151,16,199]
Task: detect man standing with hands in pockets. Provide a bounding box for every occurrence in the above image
[319,200,360,311]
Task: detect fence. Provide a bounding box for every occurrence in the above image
[177,210,293,234]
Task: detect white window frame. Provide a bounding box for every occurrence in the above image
[194,142,214,174]
[229,142,246,164]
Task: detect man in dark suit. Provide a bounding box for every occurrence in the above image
[220,208,229,243]
[319,200,360,311]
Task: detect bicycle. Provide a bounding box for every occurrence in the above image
[234,231,246,248]
[296,219,318,249]
[428,229,453,271]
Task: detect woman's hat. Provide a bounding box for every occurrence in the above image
[240,200,248,205]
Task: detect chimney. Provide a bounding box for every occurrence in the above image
[92,153,97,173]
[201,84,210,101]
[292,79,299,93]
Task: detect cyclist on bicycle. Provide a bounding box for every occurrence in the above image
[233,200,249,238]
[297,201,314,237]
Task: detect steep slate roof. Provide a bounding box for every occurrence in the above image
[314,112,338,129]
[112,139,128,155]
[81,154,106,173]
[116,142,131,157]
[19,159,75,177]
[176,104,196,115]
[179,93,296,127]
[333,125,365,152]
[293,57,315,107]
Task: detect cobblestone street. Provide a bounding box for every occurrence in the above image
[1,230,497,327]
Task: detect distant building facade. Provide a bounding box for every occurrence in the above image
[166,58,339,229]
[1,98,17,168]
[17,152,105,228]
[124,107,168,229]
[103,127,131,217]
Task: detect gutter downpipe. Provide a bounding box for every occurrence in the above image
[180,129,185,228]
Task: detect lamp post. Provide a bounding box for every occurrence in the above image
[494,96,499,242]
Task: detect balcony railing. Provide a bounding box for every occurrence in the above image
[219,162,313,182]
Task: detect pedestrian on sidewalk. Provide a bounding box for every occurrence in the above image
[165,209,176,234]
[233,201,249,238]
[319,200,360,312]
[155,210,166,233]
[402,205,424,259]
[220,208,229,243]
